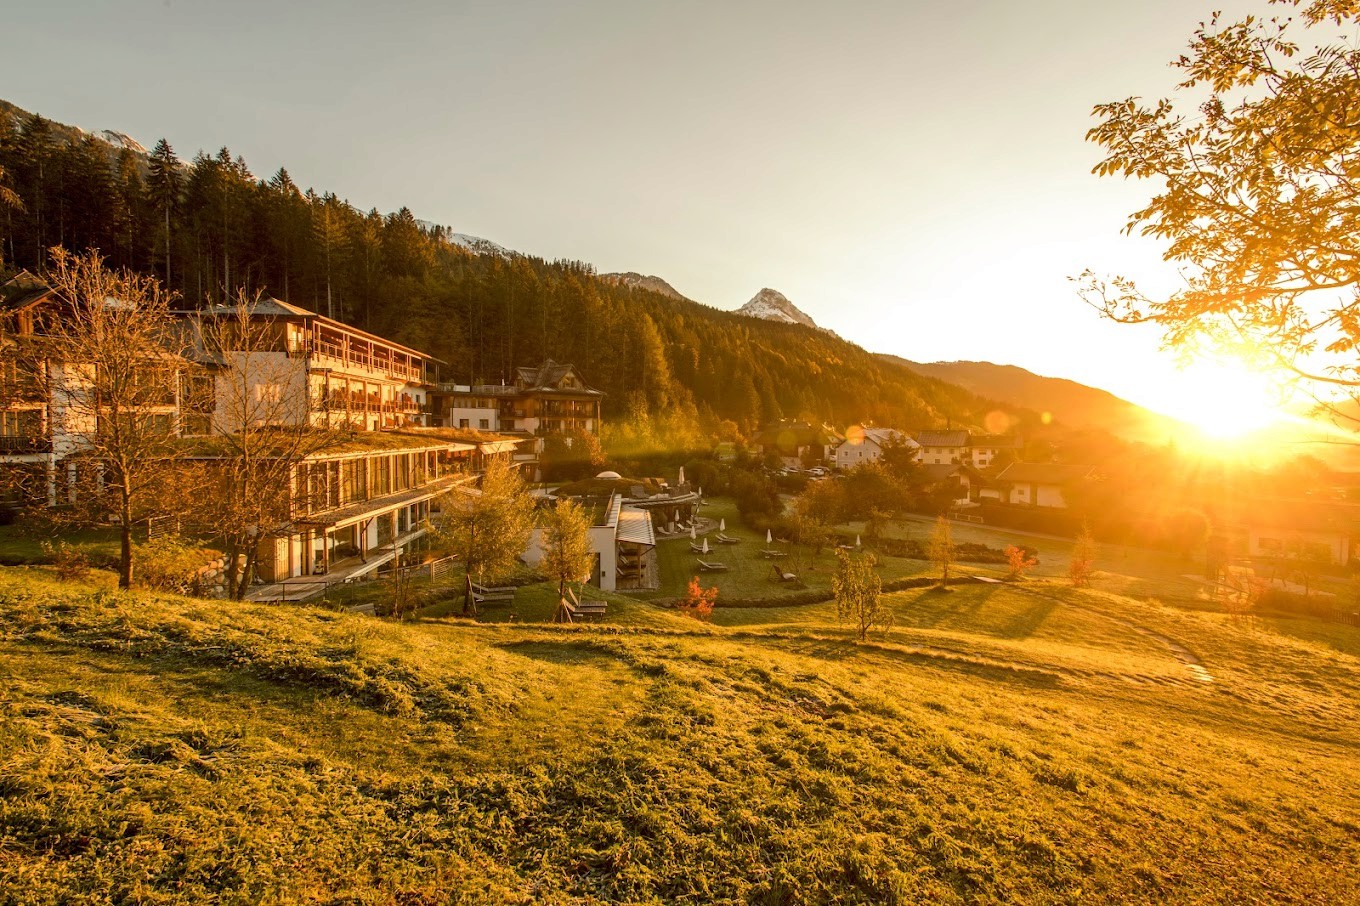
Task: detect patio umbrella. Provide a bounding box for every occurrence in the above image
[766,529,773,544]
[856,534,862,548]
[719,518,726,532]
[690,524,696,540]
[678,465,685,485]
[702,538,710,554]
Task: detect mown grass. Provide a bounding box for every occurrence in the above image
[1,565,1358,904]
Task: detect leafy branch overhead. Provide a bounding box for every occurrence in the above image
[1079,0,1360,412]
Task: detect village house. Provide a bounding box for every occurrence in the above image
[831,425,917,470]
[0,271,188,505]
[192,297,440,433]
[433,359,603,437]
[912,429,1020,469]
[919,462,984,508]
[981,462,1095,509]
[232,430,521,582]
[967,434,1021,470]
[754,421,839,469]
[913,429,970,465]
[0,273,528,590]
[1242,498,1360,567]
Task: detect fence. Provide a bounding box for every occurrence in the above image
[144,515,181,540]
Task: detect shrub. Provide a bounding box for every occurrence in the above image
[40,540,91,581]
[1005,545,1039,581]
[678,576,718,621]
[134,537,216,593]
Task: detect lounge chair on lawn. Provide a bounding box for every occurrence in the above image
[470,580,515,602]
[689,542,707,554]
[772,563,798,582]
[761,549,787,559]
[716,533,741,544]
[696,559,729,572]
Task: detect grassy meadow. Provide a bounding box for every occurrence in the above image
[2,530,1359,904]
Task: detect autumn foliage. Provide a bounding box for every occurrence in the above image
[680,576,718,621]
[1004,545,1038,581]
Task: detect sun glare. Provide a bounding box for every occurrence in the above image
[1148,360,1285,441]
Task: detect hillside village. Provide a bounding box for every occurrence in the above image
[4,19,1360,895]
[3,258,1357,617]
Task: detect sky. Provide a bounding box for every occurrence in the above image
[0,0,1288,424]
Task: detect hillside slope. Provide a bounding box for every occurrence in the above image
[883,356,1188,444]
[2,567,1357,903]
[0,97,1009,434]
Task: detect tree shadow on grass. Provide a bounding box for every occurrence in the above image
[767,636,1064,690]
[495,638,650,675]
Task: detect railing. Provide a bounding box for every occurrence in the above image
[305,340,423,383]
[0,435,52,453]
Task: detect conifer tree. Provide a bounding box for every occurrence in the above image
[146,138,181,287]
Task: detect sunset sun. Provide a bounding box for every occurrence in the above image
[1140,359,1288,441]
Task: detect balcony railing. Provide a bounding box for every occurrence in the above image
[0,435,52,454]
[303,340,423,383]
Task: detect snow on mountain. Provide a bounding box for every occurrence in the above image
[415,221,513,257]
[599,272,691,302]
[96,130,147,155]
[736,288,819,329]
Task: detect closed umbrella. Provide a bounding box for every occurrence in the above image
[766,529,773,545]
[720,518,726,532]
[856,534,862,548]
[690,524,696,540]
[678,466,685,486]
[702,538,710,554]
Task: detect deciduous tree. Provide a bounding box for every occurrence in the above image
[1079,1,1360,423]
[1069,525,1098,588]
[540,497,594,599]
[833,549,888,641]
[927,515,954,588]
[36,249,189,589]
[432,457,534,614]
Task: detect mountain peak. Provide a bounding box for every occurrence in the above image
[737,288,818,329]
[599,272,691,302]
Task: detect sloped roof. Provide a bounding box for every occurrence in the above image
[0,271,54,312]
[1246,498,1360,534]
[513,358,602,395]
[197,297,441,363]
[970,434,1020,448]
[915,430,969,448]
[201,296,315,319]
[919,463,983,483]
[993,463,1094,485]
[755,420,834,450]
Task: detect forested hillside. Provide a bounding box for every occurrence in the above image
[0,100,1016,441]
[884,356,1186,445]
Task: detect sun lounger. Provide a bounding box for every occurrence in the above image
[689,543,707,554]
[696,559,729,572]
[470,580,515,602]
[772,564,798,582]
[761,549,788,558]
[716,533,741,544]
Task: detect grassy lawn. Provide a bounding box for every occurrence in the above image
[1,563,1358,902]
[0,523,124,567]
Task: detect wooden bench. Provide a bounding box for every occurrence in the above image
[557,588,607,622]
[574,600,607,619]
[470,580,515,603]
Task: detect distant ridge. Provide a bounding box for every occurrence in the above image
[599,272,691,302]
[882,356,1189,444]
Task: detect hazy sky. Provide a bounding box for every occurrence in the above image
[1,0,1282,419]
